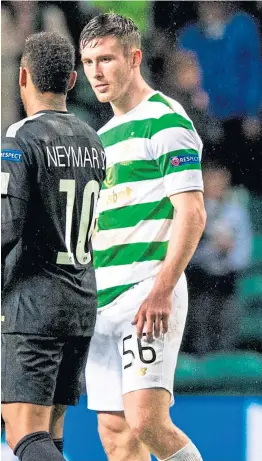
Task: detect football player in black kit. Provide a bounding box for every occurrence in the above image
[1,32,105,461]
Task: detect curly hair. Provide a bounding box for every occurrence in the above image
[21,32,75,94]
[80,13,141,54]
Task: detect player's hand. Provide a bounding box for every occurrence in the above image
[131,289,172,341]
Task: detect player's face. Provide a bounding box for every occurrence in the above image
[81,36,133,104]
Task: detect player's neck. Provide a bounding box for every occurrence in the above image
[26,92,67,116]
[111,77,154,116]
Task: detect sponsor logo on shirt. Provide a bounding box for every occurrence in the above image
[106,186,132,205]
[1,149,23,162]
[170,154,199,167]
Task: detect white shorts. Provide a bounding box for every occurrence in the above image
[86,274,188,411]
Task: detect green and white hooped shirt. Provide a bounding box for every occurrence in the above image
[94,91,204,308]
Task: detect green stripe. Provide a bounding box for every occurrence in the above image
[157,149,201,176]
[98,197,173,231]
[97,283,135,308]
[166,163,201,173]
[102,158,159,189]
[100,113,194,149]
[94,241,168,269]
[148,93,173,111]
[102,148,200,189]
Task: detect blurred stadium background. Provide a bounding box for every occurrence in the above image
[1,1,262,460]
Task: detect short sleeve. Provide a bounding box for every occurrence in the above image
[150,113,204,196]
[1,136,31,201]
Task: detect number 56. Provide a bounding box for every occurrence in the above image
[123,334,156,370]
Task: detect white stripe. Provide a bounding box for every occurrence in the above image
[98,176,166,213]
[6,113,44,138]
[163,93,190,118]
[98,99,171,135]
[105,137,151,166]
[164,94,202,143]
[96,260,162,291]
[103,126,202,167]
[102,130,201,171]
[151,126,202,161]
[98,169,203,214]
[163,169,204,196]
[93,218,173,251]
[98,93,195,135]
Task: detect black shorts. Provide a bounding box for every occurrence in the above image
[1,333,91,406]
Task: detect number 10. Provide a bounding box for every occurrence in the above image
[57,179,99,265]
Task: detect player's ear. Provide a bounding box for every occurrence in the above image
[19,67,27,88]
[132,49,142,68]
[68,71,77,91]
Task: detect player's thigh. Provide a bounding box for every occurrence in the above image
[54,336,91,406]
[123,388,171,429]
[85,323,123,411]
[119,274,188,402]
[1,333,64,406]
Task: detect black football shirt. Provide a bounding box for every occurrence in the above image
[1,110,106,336]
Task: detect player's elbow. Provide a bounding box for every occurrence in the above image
[196,201,207,232]
[187,197,207,237]
[188,193,206,229]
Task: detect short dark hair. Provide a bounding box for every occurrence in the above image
[80,13,141,53]
[21,32,75,94]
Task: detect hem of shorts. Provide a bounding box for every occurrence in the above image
[124,384,175,408]
[87,404,124,412]
[167,185,204,197]
[123,383,172,396]
[1,398,54,406]
[2,397,79,406]
[1,330,94,337]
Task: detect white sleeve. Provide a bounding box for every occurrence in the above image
[150,117,204,196]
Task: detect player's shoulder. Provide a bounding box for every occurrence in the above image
[2,117,34,161]
[97,91,195,141]
[3,113,46,141]
[145,91,196,136]
[147,92,203,152]
[2,113,48,160]
[1,119,37,188]
[149,91,191,119]
[97,91,187,132]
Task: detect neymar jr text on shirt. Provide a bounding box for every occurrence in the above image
[46,145,106,169]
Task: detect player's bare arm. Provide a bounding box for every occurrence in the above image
[132,191,206,340]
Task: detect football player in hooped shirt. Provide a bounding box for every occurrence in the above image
[80,13,206,461]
